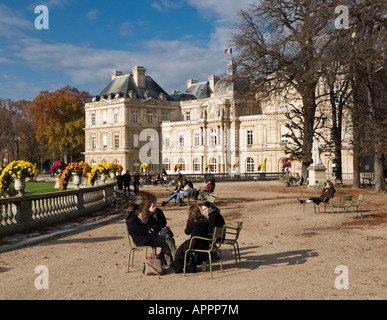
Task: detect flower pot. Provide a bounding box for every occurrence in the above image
[72,172,82,189]
[110,172,116,179]
[13,176,26,196]
[100,173,107,183]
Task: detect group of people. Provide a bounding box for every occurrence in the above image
[161,177,216,206]
[116,171,140,196]
[125,200,225,274]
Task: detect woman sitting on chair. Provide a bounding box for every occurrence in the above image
[299,180,336,205]
[173,205,209,273]
[125,203,175,267]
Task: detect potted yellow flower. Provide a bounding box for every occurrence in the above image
[205,164,213,172]
[0,160,39,196]
[59,161,91,191]
[140,163,149,174]
[174,164,181,173]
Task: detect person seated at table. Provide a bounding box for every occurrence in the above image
[161,180,184,206]
[299,180,335,205]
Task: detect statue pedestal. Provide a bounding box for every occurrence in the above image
[307,164,327,187]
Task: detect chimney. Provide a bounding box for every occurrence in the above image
[187,79,198,89]
[208,75,219,92]
[132,66,146,88]
[111,70,123,80]
[227,60,236,75]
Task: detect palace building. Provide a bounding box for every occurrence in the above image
[84,62,354,177]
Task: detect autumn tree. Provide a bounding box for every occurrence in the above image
[28,86,91,164]
[231,0,337,179]
[0,99,38,166]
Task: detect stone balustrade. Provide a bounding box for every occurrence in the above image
[0,183,115,238]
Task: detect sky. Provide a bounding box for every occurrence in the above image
[0,0,253,101]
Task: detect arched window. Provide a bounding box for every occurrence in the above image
[178,158,185,171]
[163,158,170,171]
[209,157,217,173]
[193,158,200,172]
[246,157,254,172]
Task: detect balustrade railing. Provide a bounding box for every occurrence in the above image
[0,183,115,238]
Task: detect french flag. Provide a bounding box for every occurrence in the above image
[225,48,232,55]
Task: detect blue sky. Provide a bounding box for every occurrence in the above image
[0,0,252,101]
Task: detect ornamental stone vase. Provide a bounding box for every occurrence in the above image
[72,172,82,189]
[13,176,26,196]
[110,172,116,180]
[100,173,107,183]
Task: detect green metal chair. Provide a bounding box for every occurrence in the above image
[351,194,365,217]
[183,226,225,279]
[125,225,156,272]
[223,220,243,263]
[112,190,127,213]
[331,195,353,215]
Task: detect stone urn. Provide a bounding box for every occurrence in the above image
[13,176,26,196]
[100,173,107,184]
[110,172,116,180]
[72,172,82,189]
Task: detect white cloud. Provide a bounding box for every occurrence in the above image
[86,9,100,20]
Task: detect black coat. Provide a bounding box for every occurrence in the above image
[126,214,156,246]
[208,207,225,234]
[143,208,167,234]
[184,220,209,250]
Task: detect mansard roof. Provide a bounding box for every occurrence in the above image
[98,74,172,101]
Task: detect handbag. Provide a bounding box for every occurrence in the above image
[143,256,163,276]
[158,226,174,237]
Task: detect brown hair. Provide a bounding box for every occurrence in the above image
[187,205,208,224]
[141,200,154,219]
[125,203,140,219]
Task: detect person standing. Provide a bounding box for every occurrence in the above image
[122,170,131,196]
[133,171,140,195]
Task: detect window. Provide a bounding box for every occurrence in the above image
[178,158,185,171]
[91,113,95,126]
[133,134,139,148]
[179,134,184,147]
[162,112,169,121]
[114,135,119,148]
[193,158,200,172]
[148,111,153,124]
[247,130,253,145]
[246,157,254,172]
[186,111,190,121]
[102,111,107,124]
[165,137,170,147]
[102,135,107,149]
[209,157,216,173]
[114,110,119,124]
[194,132,200,146]
[164,158,170,171]
[133,110,138,123]
[210,129,217,146]
[91,136,96,149]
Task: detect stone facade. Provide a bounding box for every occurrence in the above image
[84,63,354,177]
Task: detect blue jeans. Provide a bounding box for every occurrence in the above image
[164,192,183,205]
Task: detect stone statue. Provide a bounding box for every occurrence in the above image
[312,136,323,166]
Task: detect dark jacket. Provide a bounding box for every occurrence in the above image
[319,186,335,202]
[143,208,167,234]
[184,220,209,250]
[208,206,225,234]
[126,214,156,246]
[122,172,131,184]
